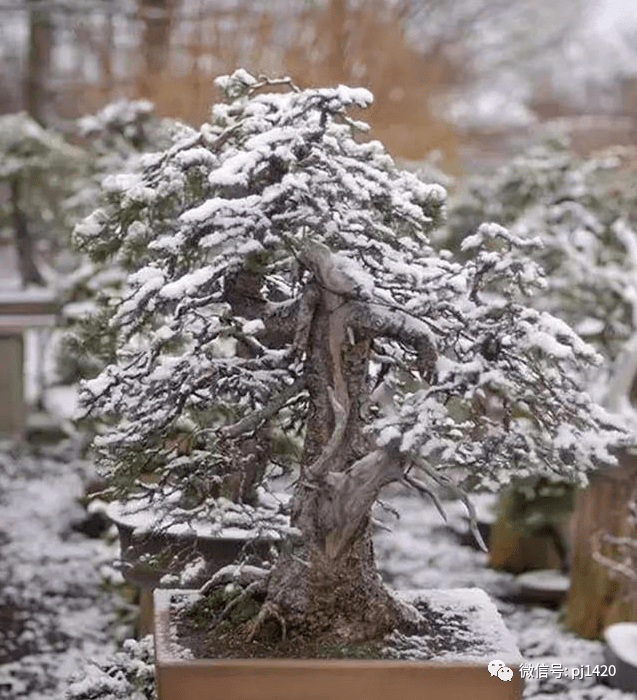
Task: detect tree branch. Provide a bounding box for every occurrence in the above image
[323,441,406,559]
[402,472,447,522]
[220,377,307,438]
[413,458,487,552]
[348,302,437,380]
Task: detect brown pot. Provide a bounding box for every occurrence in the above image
[154,589,524,700]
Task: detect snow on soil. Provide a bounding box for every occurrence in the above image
[373,493,637,699]
[388,587,522,664]
[0,446,634,699]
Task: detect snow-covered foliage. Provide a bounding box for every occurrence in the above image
[78,99,177,156]
[57,101,186,383]
[66,636,156,700]
[0,112,83,182]
[74,70,628,547]
[445,140,637,421]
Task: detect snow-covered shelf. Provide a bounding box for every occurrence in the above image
[0,289,58,329]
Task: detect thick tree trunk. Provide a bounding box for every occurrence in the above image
[264,526,408,642]
[565,451,637,639]
[139,0,175,75]
[219,250,434,643]
[258,287,410,642]
[10,179,45,288]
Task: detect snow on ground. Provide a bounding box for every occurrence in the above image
[0,442,132,700]
[374,494,637,699]
[0,443,635,699]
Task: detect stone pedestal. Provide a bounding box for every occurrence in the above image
[0,334,25,438]
[0,289,58,439]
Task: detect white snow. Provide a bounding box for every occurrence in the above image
[106,497,287,541]
[241,319,265,335]
[179,194,261,224]
[159,266,216,299]
[3,452,635,699]
[604,623,637,667]
[394,587,522,664]
[517,570,570,593]
[0,446,128,699]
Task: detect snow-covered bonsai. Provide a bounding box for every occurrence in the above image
[446,139,637,414]
[0,112,86,286]
[76,71,627,648]
[445,139,637,610]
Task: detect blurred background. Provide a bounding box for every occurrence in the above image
[1,0,636,175]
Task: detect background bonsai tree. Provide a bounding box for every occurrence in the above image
[445,138,637,634]
[0,112,86,287]
[446,139,637,413]
[56,99,186,386]
[76,70,628,647]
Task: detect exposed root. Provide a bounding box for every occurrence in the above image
[199,564,270,596]
[247,601,287,642]
[222,578,269,619]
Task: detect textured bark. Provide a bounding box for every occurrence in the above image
[264,526,410,642]
[218,246,437,642]
[260,269,416,641]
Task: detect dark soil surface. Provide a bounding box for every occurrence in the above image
[174,590,476,661]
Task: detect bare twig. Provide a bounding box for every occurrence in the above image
[414,458,488,552]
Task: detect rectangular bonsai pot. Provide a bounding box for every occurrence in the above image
[154,589,523,700]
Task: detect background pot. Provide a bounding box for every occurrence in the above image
[107,502,280,635]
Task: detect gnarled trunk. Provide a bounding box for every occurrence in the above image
[218,246,435,643]
[260,285,409,642]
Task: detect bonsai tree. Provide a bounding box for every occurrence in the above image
[446,139,637,410]
[0,112,86,286]
[76,71,628,647]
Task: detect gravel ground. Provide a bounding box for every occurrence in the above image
[0,442,132,700]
